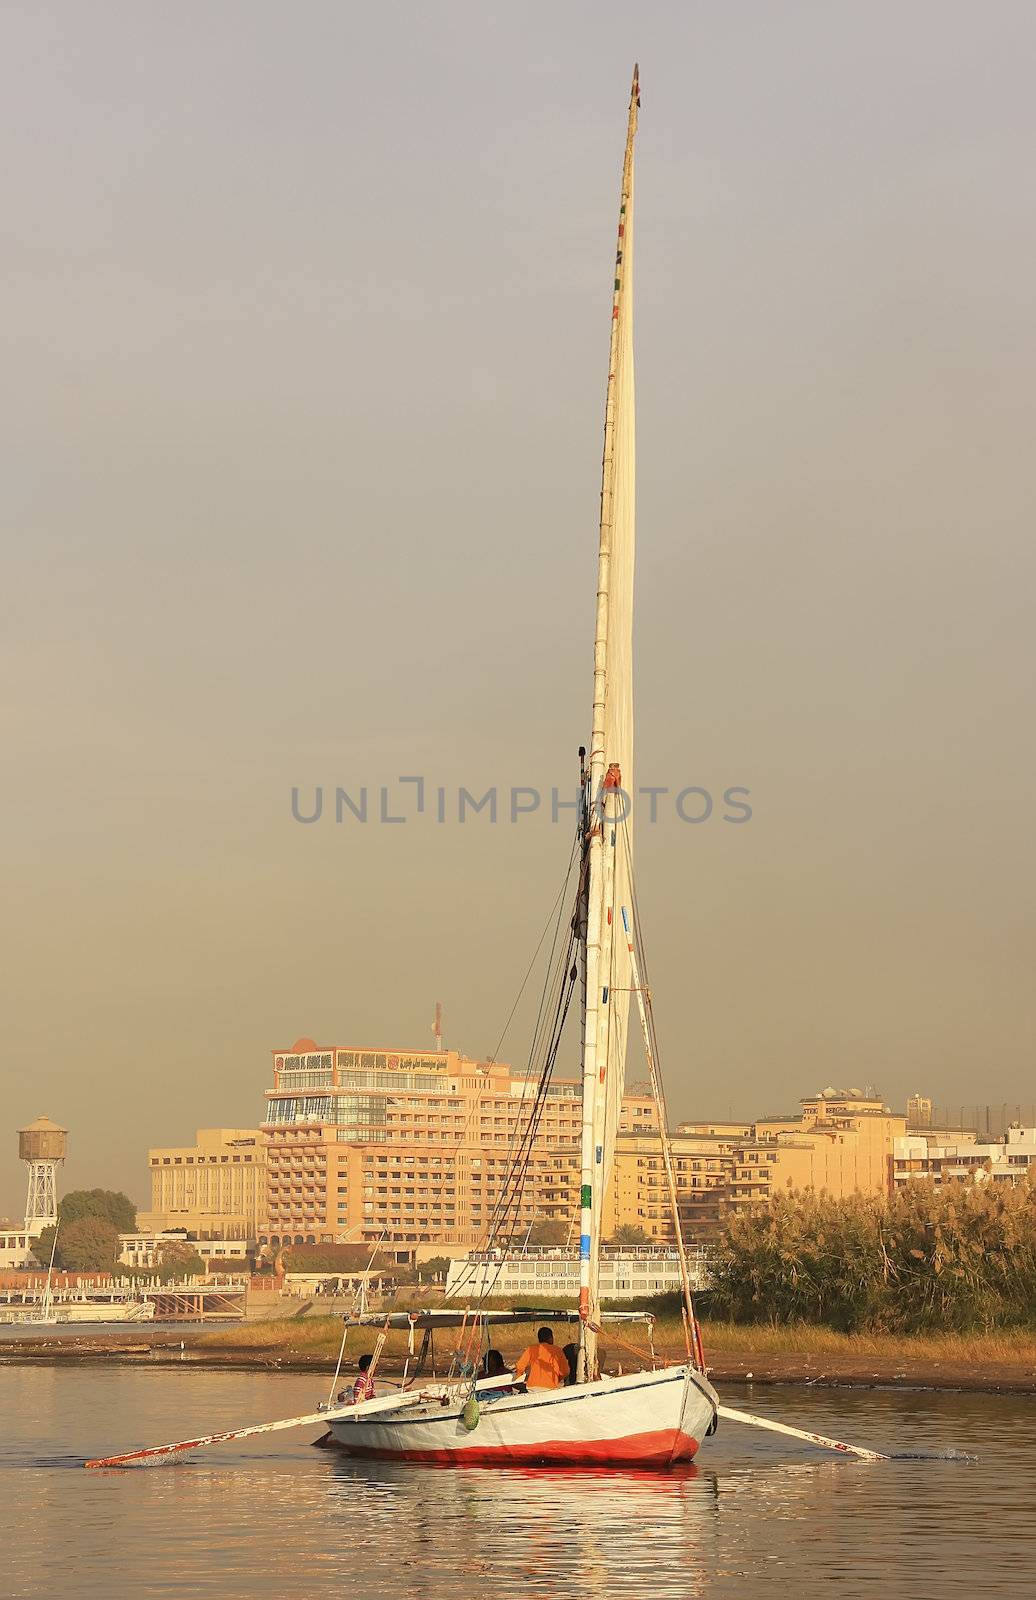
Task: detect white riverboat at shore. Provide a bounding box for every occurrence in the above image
[0,1295,155,1324]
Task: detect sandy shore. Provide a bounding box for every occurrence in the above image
[4,1324,1035,1393]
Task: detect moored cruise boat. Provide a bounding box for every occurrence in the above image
[0,1295,155,1324]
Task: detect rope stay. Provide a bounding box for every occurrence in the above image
[618,816,706,1371]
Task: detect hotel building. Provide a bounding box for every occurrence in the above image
[259,1038,659,1259]
[142,1059,911,1256]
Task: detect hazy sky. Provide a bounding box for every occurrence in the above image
[3,2,1035,1216]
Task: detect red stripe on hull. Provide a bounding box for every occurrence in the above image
[330,1429,699,1469]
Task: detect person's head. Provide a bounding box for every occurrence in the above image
[484,1348,507,1376]
[358,1353,374,1373]
[537,1327,553,1345]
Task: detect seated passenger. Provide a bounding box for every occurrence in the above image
[350,1351,376,1404]
[515,1327,569,1390]
[478,1348,514,1395]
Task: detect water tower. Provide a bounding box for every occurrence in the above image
[19,1115,67,1233]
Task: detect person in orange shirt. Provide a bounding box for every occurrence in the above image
[515,1327,570,1390]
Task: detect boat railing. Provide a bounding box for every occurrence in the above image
[463,1244,714,1263]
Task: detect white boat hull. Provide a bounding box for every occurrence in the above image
[326,1364,717,1468]
[54,1301,156,1323]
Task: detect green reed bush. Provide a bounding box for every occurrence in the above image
[709,1172,1036,1333]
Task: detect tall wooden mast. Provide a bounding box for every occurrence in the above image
[578,65,640,1379]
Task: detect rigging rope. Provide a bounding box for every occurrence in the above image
[434,834,582,1304]
[347,836,583,1318]
[618,816,706,1369]
[447,913,580,1304]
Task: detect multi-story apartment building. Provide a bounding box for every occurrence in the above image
[893,1126,1036,1189]
[757,1093,905,1199]
[260,1039,659,1260]
[140,1128,267,1240]
[611,1091,907,1244]
[605,1131,744,1243]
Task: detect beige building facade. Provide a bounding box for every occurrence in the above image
[0,1223,34,1270]
[141,1128,267,1240]
[153,1052,909,1256]
[605,1132,745,1243]
[260,1039,658,1259]
[608,1091,907,1244]
[756,1093,905,1202]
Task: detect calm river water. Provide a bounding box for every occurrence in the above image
[4,1363,1033,1598]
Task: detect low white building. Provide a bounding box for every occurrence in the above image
[119,1231,181,1268]
[894,1126,1036,1189]
[444,1246,713,1302]
[118,1231,250,1269]
[0,1224,34,1271]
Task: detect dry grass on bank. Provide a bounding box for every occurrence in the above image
[193,1311,1036,1371]
[195,1315,549,1363]
[196,1317,354,1355]
[697,1321,1036,1365]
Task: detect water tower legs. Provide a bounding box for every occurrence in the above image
[24,1161,59,1233]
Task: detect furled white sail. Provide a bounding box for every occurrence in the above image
[579,66,639,1360]
[595,75,637,1180]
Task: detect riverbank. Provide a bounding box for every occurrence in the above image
[3,1317,1035,1393]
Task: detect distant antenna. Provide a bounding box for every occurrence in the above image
[433,1001,444,1053]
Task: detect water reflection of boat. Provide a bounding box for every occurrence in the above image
[327,1456,718,1598]
[326,66,719,1471]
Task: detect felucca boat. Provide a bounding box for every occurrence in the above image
[325,66,719,1469]
[85,68,894,1477]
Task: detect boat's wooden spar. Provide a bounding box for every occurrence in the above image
[83,1374,520,1469]
[83,1390,428,1469]
[717,1404,889,1461]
